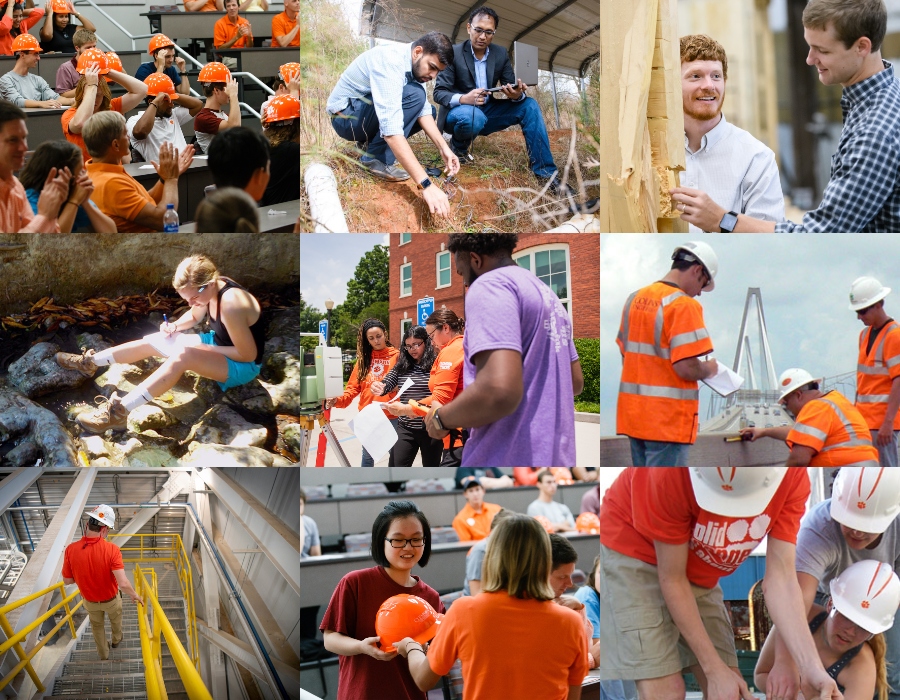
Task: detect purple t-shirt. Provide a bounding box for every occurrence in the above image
[461,265,579,467]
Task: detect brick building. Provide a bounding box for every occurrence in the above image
[388,233,599,343]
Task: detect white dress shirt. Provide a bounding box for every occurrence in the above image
[683,113,785,233]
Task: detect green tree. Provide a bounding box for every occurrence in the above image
[299,294,324,352]
[343,245,389,318]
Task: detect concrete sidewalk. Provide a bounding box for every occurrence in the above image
[306,396,600,468]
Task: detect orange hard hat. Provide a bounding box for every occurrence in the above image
[533,515,554,534]
[11,34,42,53]
[104,52,123,82]
[49,0,69,13]
[148,34,175,54]
[279,61,300,83]
[262,95,299,125]
[77,48,108,75]
[144,72,175,96]
[199,61,231,84]
[575,512,600,534]
[375,595,443,653]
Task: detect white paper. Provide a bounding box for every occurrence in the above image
[702,361,744,397]
[349,403,398,462]
[144,331,203,358]
[139,164,156,169]
[387,377,415,403]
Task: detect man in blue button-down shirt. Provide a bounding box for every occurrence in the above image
[327,31,460,218]
[433,7,563,193]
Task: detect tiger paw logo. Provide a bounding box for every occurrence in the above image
[857,501,867,510]
[721,485,734,491]
[861,600,871,609]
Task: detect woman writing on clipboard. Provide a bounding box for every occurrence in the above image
[55,254,265,433]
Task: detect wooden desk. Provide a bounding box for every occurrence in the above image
[124,156,213,224]
[180,197,298,232]
[213,46,297,77]
[141,10,279,39]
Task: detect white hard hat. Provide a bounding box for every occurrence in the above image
[777,368,821,402]
[672,241,718,291]
[849,276,891,311]
[831,467,900,534]
[689,467,789,517]
[85,504,115,529]
[830,559,900,634]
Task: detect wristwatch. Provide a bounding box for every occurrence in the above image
[431,408,445,431]
[419,177,432,190]
[719,210,739,233]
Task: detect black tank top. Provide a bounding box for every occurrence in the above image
[209,280,265,364]
[809,611,863,693]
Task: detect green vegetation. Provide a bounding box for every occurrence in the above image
[574,401,600,414]
[574,338,599,404]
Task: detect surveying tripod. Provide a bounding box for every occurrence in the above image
[297,409,351,467]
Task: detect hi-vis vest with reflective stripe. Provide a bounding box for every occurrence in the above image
[616,281,713,444]
[856,320,900,430]
[788,390,880,467]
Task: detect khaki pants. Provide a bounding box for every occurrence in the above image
[83,594,122,660]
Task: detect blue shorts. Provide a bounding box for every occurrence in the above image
[199,331,262,391]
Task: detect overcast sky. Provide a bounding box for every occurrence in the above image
[601,234,900,436]
[300,234,388,312]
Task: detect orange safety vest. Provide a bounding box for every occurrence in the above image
[616,281,713,444]
[856,320,900,430]
[787,390,880,467]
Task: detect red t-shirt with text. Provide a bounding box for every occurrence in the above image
[600,467,809,588]
[319,566,445,700]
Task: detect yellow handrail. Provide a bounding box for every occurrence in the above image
[135,563,211,700]
[0,581,83,691]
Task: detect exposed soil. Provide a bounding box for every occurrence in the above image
[329,129,598,233]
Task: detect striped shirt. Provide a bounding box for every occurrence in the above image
[326,42,431,137]
[776,61,900,232]
[381,361,432,429]
[683,113,784,233]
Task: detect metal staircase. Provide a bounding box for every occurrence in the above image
[44,561,190,700]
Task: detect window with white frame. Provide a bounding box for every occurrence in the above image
[400,263,412,297]
[514,244,571,313]
[401,318,412,336]
[399,233,412,245]
[436,251,451,289]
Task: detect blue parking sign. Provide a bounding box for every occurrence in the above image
[417,297,434,326]
[318,319,328,344]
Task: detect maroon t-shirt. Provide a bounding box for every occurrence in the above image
[319,566,444,700]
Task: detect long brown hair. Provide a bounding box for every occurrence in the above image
[74,76,111,113]
[869,633,889,700]
[424,307,465,333]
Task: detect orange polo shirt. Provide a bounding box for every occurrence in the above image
[214,14,251,49]
[62,96,124,164]
[452,502,501,542]
[271,11,298,47]
[86,161,157,233]
[62,536,124,603]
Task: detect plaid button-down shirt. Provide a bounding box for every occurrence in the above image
[326,42,431,138]
[777,61,900,232]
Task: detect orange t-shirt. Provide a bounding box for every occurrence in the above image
[451,501,501,541]
[214,14,251,49]
[185,0,218,9]
[419,334,465,448]
[513,467,573,486]
[62,96,124,164]
[85,160,157,233]
[62,536,124,603]
[271,11,298,47]
[600,467,810,589]
[428,592,589,700]
[332,346,399,417]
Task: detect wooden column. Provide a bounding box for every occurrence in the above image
[601,0,686,232]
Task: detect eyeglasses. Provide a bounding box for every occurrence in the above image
[427,327,438,339]
[471,27,495,36]
[404,341,424,350]
[385,537,426,548]
[857,305,875,315]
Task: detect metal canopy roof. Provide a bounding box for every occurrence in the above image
[360,0,600,77]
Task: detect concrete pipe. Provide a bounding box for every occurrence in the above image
[304,163,349,233]
[545,214,601,233]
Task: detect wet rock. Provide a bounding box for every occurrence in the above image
[4,439,39,468]
[266,308,301,357]
[275,415,304,462]
[0,388,77,467]
[119,437,144,456]
[8,342,92,398]
[74,333,111,354]
[184,405,267,448]
[127,405,175,433]
[81,435,109,458]
[181,442,291,468]
[123,447,180,468]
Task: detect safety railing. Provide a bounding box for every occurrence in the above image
[0,581,83,692]
[109,533,199,668]
[135,562,212,700]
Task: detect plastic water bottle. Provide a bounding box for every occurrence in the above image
[163,204,179,233]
